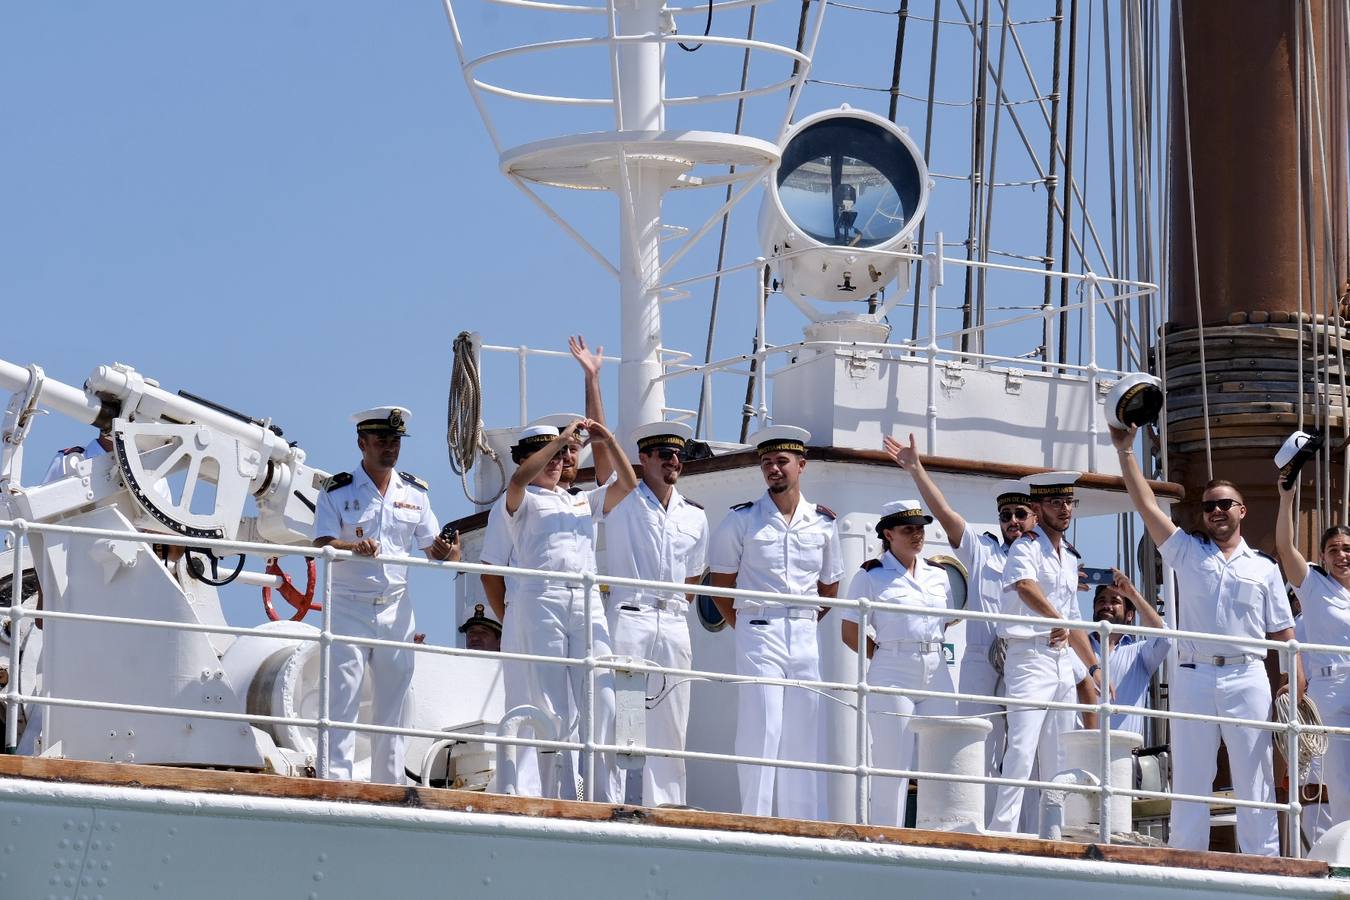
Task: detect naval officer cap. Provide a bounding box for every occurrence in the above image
[1275,430,1325,489]
[352,405,411,437]
[513,424,560,452]
[1025,471,1081,498]
[458,603,502,637]
[530,412,585,430]
[749,425,811,456]
[994,479,1033,508]
[632,421,693,454]
[876,499,933,534]
[1104,373,1164,431]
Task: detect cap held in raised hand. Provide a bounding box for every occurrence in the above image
[1104,373,1164,431]
[352,406,411,436]
[1275,430,1325,489]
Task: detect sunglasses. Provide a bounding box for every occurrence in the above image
[1201,498,1242,512]
[1041,498,1079,509]
[645,448,681,461]
[999,509,1031,523]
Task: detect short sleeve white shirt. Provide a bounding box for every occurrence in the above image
[843,551,951,644]
[1293,566,1350,673]
[506,483,606,595]
[708,493,845,607]
[1158,530,1293,658]
[954,524,1011,648]
[601,482,708,605]
[479,496,517,595]
[999,529,1082,638]
[314,465,438,598]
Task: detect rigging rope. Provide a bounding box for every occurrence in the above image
[448,331,506,506]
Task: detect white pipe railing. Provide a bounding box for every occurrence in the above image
[1,517,1322,855]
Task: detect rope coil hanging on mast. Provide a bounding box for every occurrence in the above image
[448,331,505,506]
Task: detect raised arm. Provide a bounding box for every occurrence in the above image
[1109,424,1177,547]
[885,433,965,548]
[1275,478,1310,589]
[507,420,582,514]
[569,335,612,486]
[588,419,637,514]
[1111,568,1165,630]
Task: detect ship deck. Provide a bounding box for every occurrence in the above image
[0,755,1328,881]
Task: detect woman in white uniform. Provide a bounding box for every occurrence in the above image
[1276,478,1350,825]
[842,499,957,827]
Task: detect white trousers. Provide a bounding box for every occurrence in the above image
[989,640,1075,833]
[866,647,957,827]
[514,586,622,803]
[327,591,414,784]
[958,644,1006,826]
[1169,661,1278,855]
[1309,673,1350,827]
[499,601,541,796]
[608,602,693,807]
[734,613,824,821]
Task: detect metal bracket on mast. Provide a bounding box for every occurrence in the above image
[0,364,46,490]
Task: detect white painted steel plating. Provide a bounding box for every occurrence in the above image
[1,515,1330,854]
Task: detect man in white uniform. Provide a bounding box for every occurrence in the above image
[709,425,844,821]
[883,432,1034,821]
[989,472,1100,834]
[504,418,637,802]
[314,406,457,783]
[595,421,708,807]
[1111,423,1294,855]
[479,418,584,797]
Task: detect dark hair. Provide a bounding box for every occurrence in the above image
[1321,525,1350,552]
[510,446,538,465]
[1201,478,1245,503]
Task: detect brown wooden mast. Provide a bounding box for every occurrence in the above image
[1166,0,1350,553]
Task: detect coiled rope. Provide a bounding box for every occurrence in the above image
[448,331,505,506]
[1273,690,1328,783]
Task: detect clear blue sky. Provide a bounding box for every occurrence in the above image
[2,2,1149,637]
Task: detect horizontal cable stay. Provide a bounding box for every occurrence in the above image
[1,518,1323,843]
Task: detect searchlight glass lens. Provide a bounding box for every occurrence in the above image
[776,117,923,249]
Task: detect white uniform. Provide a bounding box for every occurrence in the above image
[601,481,708,806]
[314,465,438,784]
[709,494,844,820]
[1160,530,1291,856]
[953,525,1012,818]
[989,529,1082,833]
[505,483,622,803]
[1292,565,1350,826]
[479,496,540,796]
[844,552,956,826]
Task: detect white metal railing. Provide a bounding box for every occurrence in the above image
[478,240,1160,444]
[2,516,1322,858]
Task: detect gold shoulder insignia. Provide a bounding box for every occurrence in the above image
[324,472,352,492]
[399,471,429,491]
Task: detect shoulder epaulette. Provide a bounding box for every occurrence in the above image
[683,497,705,510]
[860,558,883,571]
[1064,541,1082,559]
[1021,529,1040,540]
[815,503,837,520]
[324,472,352,492]
[983,531,1000,543]
[59,446,84,456]
[1255,549,1277,565]
[922,557,945,568]
[399,471,429,491]
[567,486,583,495]
[1187,529,1211,545]
[1311,563,1329,577]
[731,501,753,511]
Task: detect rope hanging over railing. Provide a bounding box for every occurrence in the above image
[448,331,505,506]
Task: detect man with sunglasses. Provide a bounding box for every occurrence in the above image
[590,421,709,806]
[1110,424,1294,855]
[503,418,638,802]
[884,433,1033,821]
[988,471,1102,834]
[709,425,843,820]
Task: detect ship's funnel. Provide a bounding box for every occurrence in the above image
[759,106,930,307]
